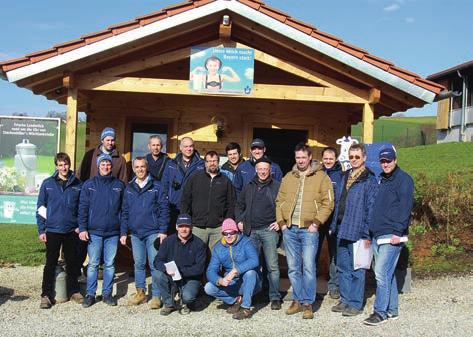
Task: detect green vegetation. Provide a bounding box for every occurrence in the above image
[59,121,87,166]
[0,224,44,266]
[2,155,57,174]
[351,116,436,148]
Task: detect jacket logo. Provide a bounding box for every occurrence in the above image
[88,187,96,191]
[113,188,122,192]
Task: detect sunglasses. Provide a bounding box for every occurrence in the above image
[222,231,238,237]
[349,155,361,160]
[380,159,393,164]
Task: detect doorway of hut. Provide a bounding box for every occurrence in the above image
[253,128,308,174]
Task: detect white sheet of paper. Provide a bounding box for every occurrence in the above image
[353,239,373,270]
[37,206,47,219]
[377,236,408,245]
[164,261,182,281]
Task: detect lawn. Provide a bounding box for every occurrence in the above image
[59,121,87,166]
[0,224,44,266]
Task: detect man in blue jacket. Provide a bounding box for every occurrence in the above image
[146,135,169,182]
[162,137,204,232]
[233,138,283,197]
[319,147,344,300]
[364,147,414,326]
[36,152,83,309]
[79,153,125,307]
[330,143,378,317]
[120,156,169,309]
[204,218,261,320]
[154,214,207,316]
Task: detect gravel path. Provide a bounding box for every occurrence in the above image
[0,266,471,337]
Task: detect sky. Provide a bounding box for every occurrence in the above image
[0,0,472,117]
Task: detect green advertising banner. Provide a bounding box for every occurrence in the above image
[0,116,60,224]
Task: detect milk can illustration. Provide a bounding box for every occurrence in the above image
[14,139,37,193]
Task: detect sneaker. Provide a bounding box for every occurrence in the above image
[160,306,175,316]
[149,297,162,310]
[302,304,314,319]
[270,299,282,310]
[364,312,388,326]
[342,306,363,316]
[387,312,399,320]
[40,296,52,309]
[180,304,191,315]
[285,301,302,315]
[232,307,252,320]
[226,296,242,314]
[102,295,117,306]
[331,302,348,313]
[82,295,95,308]
[127,288,147,306]
[70,292,84,304]
[329,289,340,299]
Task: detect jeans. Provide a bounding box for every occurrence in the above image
[192,226,221,253]
[373,234,403,318]
[204,269,261,309]
[86,234,119,297]
[131,233,160,298]
[156,270,201,307]
[316,225,339,292]
[249,228,281,301]
[283,226,319,305]
[337,238,365,310]
[41,231,81,298]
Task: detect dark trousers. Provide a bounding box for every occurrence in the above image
[316,224,339,292]
[156,270,201,308]
[41,231,81,299]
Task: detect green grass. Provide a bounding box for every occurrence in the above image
[0,224,45,266]
[59,122,87,166]
[2,155,56,174]
[397,142,473,182]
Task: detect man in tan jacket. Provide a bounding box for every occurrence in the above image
[276,143,334,319]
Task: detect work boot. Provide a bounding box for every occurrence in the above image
[226,296,242,314]
[331,301,348,313]
[82,295,95,308]
[160,306,175,316]
[102,294,117,306]
[128,288,147,306]
[285,301,302,315]
[40,296,52,309]
[70,292,84,304]
[149,297,162,310]
[302,304,314,319]
[232,307,252,320]
[342,306,362,316]
[270,299,282,310]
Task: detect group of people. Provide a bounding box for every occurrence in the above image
[37,126,414,325]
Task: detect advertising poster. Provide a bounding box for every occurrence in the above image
[0,116,60,224]
[189,46,254,95]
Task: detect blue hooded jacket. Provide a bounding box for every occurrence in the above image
[161,152,204,207]
[78,174,125,237]
[120,176,169,238]
[36,171,82,235]
[322,161,344,228]
[206,234,259,286]
[233,157,283,197]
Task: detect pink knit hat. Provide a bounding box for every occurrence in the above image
[221,218,238,233]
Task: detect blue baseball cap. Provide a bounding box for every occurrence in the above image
[379,147,397,161]
[176,213,192,226]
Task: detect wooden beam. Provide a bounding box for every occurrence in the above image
[65,84,78,170]
[362,103,374,144]
[369,88,381,104]
[76,75,367,104]
[219,21,232,40]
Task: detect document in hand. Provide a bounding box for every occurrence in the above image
[353,239,373,270]
[376,236,408,245]
[164,261,182,281]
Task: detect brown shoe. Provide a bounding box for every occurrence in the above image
[285,301,302,315]
[302,304,314,319]
[40,296,52,309]
[233,307,252,320]
[128,288,147,306]
[70,292,84,304]
[149,297,162,310]
[226,296,242,314]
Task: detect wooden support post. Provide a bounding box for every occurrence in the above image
[362,103,374,144]
[64,75,78,170]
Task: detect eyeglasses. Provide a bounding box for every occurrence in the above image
[349,155,361,160]
[222,231,238,237]
[380,159,393,164]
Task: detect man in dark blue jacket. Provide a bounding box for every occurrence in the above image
[36,152,83,309]
[235,157,282,310]
[330,144,378,317]
[146,135,169,181]
[364,147,414,326]
[120,156,169,309]
[154,214,206,316]
[79,153,125,307]
[318,147,344,300]
[233,138,283,197]
[161,137,204,232]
